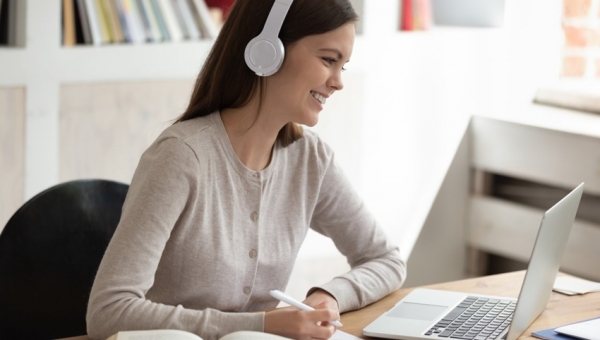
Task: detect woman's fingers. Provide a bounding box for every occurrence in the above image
[264,306,340,339]
[307,307,339,324]
[305,309,339,339]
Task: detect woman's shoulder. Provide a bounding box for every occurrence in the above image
[158,114,216,143]
[282,128,335,175]
[294,128,334,157]
[143,114,220,160]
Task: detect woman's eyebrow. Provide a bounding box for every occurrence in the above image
[319,48,345,61]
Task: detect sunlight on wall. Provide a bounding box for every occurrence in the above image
[294,0,565,262]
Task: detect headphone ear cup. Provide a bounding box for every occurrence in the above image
[244,35,285,77]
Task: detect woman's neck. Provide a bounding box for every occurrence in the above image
[220,104,283,172]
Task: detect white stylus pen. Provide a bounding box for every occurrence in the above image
[269,289,343,327]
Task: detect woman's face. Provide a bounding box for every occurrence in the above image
[266,23,355,127]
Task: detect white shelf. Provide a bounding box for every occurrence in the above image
[0,49,28,86]
[57,40,214,83]
[481,102,600,140]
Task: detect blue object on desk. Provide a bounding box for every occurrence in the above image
[532,316,600,340]
[531,328,578,340]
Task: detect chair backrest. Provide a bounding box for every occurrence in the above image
[0,179,128,340]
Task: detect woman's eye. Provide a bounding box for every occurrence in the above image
[322,57,346,71]
[322,57,336,65]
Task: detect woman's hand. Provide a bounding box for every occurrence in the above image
[302,289,339,315]
[264,301,340,339]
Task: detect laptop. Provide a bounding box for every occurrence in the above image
[364,183,584,340]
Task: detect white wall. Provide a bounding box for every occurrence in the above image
[294,0,565,284]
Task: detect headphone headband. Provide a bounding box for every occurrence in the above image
[262,0,293,38]
[244,0,294,77]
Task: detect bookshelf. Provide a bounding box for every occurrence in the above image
[0,0,212,200]
[0,0,213,234]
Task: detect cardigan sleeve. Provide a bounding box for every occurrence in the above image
[308,151,407,313]
[86,137,263,340]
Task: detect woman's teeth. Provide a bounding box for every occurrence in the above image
[311,91,326,105]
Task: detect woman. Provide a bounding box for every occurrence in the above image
[87,0,406,339]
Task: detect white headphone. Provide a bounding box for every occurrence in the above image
[244,0,294,77]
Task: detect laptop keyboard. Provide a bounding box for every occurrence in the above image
[425,296,516,340]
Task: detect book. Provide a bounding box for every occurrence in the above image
[208,6,223,28]
[76,0,93,44]
[98,0,116,41]
[94,0,112,43]
[115,0,146,44]
[136,0,159,42]
[189,0,218,39]
[107,329,202,340]
[156,0,183,42]
[132,0,154,42]
[532,317,600,340]
[114,0,132,42]
[127,0,151,42]
[63,0,77,46]
[412,0,421,30]
[73,0,87,43]
[170,0,190,39]
[416,0,432,30]
[532,328,581,340]
[84,0,103,45]
[175,0,201,40]
[149,0,171,41]
[0,0,8,45]
[106,329,292,340]
[5,0,16,45]
[400,0,413,31]
[104,0,125,43]
[398,0,432,31]
[204,0,233,19]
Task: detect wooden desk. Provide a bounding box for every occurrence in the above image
[60,271,600,340]
[341,271,600,339]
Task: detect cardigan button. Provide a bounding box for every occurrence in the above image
[249,249,257,258]
[250,212,258,221]
[243,287,251,295]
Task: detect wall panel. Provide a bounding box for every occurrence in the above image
[60,80,195,184]
[0,88,25,232]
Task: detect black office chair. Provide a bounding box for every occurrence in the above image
[0,179,129,340]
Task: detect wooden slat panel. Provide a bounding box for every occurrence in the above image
[59,80,195,184]
[0,88,25,232]
[468,196,600,281]
[471,116,600,195]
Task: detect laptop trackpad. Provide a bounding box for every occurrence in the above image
[387,302,448,321]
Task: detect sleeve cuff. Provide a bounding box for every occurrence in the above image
[307,278,359,313]
[217,311,265,338]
